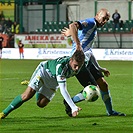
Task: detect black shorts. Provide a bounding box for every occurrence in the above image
[76,63,104,88]
[90,63,104,81]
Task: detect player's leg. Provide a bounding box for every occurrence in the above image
[20,53,22,59]
[35,86,52,108]
[96,77,113,114]
[90,64,126,116]
[0,87,36,119]
[0,49,2,59]
[72,67,97,103]
[35,74,57,108]
[0,62,44,119]
[20,51,24,59]
[36,93,50,108]
[21,48,24,59]
[22,52,24,59]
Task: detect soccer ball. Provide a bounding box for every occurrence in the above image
[82,85,100,102]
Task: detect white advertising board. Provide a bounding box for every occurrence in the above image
[2,48,71,59]
[2,48,133,61]
[92,49,133,61]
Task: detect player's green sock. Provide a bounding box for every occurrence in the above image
[3,95,24,116]
[100,90,113,114]
[72,92,85,103]
[35,92,39,101]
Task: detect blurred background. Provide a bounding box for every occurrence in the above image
[0,0,133,59]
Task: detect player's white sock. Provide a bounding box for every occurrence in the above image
[72,93,85,103]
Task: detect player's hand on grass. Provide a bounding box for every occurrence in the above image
[61,27,71,37]
[72,107,82,117]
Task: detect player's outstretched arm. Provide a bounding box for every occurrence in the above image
[69,22,82,51]
[58,81,82,117]
[61,22,82,51]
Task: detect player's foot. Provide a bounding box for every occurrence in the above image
[108,111,126,116]
[63,99,72,117]
[21,80,29,85]
[0,112,6,119]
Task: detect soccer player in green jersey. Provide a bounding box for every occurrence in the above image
[0,49,85,119]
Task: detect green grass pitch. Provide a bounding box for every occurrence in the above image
[0,59,132,133]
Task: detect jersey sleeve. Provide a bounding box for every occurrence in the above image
[56,64,78,114]
[58,82,78,114]
[79,18,95,29]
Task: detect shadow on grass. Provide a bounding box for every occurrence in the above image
[77,113,133,118]
[1,112,132,123]
[0,113,132,133]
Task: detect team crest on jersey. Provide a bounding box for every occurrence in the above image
[82,21,88,27]
[60,76,65,80]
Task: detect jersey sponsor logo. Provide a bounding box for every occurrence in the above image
[57,75,66,82]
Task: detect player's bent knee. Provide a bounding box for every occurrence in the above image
[37,101,48,108]
[21,87,36,101]
[37,102,45,108]
[37,97,50,108]
[21,93,33,101]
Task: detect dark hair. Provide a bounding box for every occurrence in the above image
[72,50,85,63]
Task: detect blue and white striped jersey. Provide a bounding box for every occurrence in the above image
[71,18,97,55]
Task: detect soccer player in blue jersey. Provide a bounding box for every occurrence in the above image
[0,49,85,119]
[61,8,125,116]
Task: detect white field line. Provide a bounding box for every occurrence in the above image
[0,78,19,80]
[0,72,31,81]
[112,74,131,76]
